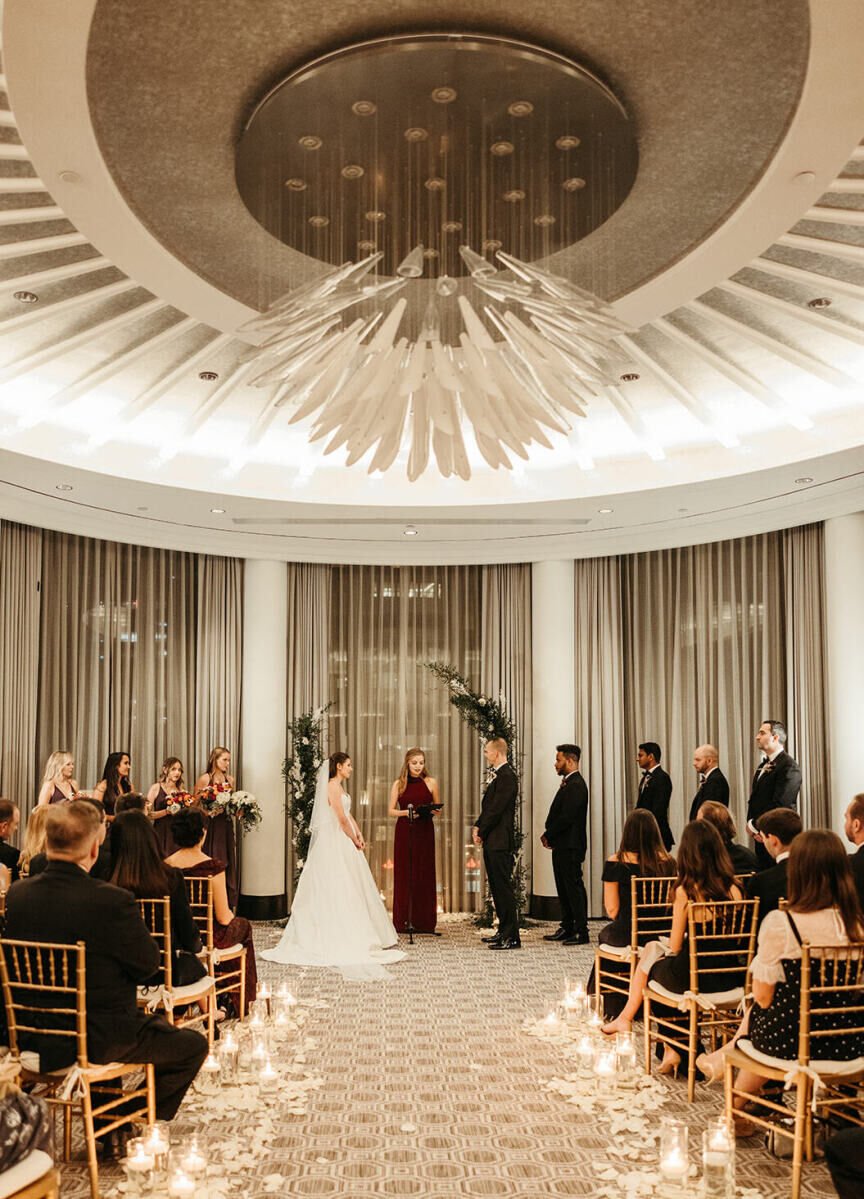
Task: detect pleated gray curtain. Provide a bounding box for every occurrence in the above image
[195,555,243,780]
[480,563,532,879]
[328,565,483,912]
[37,531,197,797]
[0,521,42,823]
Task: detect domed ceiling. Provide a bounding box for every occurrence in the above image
[0,0,863,561]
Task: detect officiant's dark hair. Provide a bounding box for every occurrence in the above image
[329,751,350,778]
[556,744,581,762]
[762,719,787,745]
[639,742,662,762]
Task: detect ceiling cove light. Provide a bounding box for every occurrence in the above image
[403,525,419,536]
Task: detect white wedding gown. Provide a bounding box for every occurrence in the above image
[263,785,405,980]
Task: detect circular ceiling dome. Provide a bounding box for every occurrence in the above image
[235,35,638,277]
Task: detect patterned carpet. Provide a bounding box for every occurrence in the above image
[59,917,836,1198]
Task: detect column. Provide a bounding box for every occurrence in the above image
[531,559,575,919]
[824,513,864,831]
[239,559,288,919]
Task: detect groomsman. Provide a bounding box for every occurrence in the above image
[473,738,520,950]
[843,794,864,905]
[636,742,674,850]
[689,745,729,821]
[541,745,589,945]
[747,719,802,869]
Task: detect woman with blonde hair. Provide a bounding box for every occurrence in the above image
[19,806,50,877]
[389,747,441,934]
[36,751,81,806]
[194,746,237,907]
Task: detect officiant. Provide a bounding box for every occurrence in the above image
[541,744,590,945]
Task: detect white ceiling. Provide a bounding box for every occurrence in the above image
[0,0,863,561]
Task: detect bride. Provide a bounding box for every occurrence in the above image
[263,751,405,979]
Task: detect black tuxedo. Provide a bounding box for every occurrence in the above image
[745,856,788,924]
[475,763,519,942]
[747,751,801,867]
[689,768,730,822]
[5,860,207,1120]
[545,773,589,936]
[636,766,674,850]
[850,846,864,909]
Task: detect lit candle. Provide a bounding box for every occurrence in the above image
[141,1122,170,1175]
[702,1121,735,1199]
[219,1032,239,1083]
[197,1051,222,1095]
[181,1137,207,1179]
[542,1008,562,1032]
[576,1033,595,1076]
[257,981,271,1014]
[659,1120,689,1189]
[614,1032,637,1085]
[660,1146,688,1180]
[258,1058,279,1095]
[593,1048,618,1092]
[273,1009,292,1038]
[167,1167,196,1198]
[248,1010,266,1036]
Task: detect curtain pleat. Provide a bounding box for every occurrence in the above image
[0,520,42,823]
[195,555,243,779]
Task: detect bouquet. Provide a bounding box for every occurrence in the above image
[220,790,262,833]
[166,790,196,815]
[197,782,232,814]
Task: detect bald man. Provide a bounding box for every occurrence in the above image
[689,745,729,822]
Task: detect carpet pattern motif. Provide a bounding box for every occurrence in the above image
[59,917,835,1197]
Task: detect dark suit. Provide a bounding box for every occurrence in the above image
[5,860,207,1120]
[636,766,674,850]
[475,762,519,942]
[544,772,589,936]
[849,846,864,909]
[689,768,730,822]
[0,839,20,883]
[745,856,788,924]
[747,751,802,868]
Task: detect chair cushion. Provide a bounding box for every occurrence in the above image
[597,943,632,960]
[647,980,744,1009]
[211,944,244,964]
[0,1150,54,1198]
[736,1038,864,1078]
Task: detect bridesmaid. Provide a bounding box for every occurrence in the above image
[146,756,186,856]
[389,747,440,933]
[36,751,82,805]
[194,747,238,908]
[92,750,132,818]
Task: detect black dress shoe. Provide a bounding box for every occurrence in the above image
[562,932,591,945]
[489,938,521,950]
[543,928,571,942]
[99,1128,131,1161]
[481,933,502,944]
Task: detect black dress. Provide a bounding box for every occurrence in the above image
[598,859,641,947]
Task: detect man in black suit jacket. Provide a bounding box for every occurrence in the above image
[689,746,729,822]
[747,720,802,868]
[843,794,864,905]
[636,742,674,850]
[745,807,802,924]
[5,801,207,1127]
[0,799,20,883]
[541,744,589,945]
[473,738,519,949]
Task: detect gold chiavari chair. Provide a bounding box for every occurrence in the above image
[594,875,676,1014]
[725,940,864,1199]
[183,876,247,1020]
[135,899,215,1049]
[644,898,759,1101]
[0,938,154,1199]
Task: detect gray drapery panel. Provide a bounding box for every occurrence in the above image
[195,555,243,779]
[480,563,532,881]
[0,520,42,824]
[328,565,483,913]
[36,531,197,796]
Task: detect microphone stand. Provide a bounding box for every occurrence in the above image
[406,804,415,946]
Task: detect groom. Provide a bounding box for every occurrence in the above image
[473,738,520,950]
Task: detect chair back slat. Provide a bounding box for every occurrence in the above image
[687,899,759,992]
[136,897,173,990]
[798,942,864,1062]
[631,875,676,949]
[0,939,88,1067]
[183,876,215,954]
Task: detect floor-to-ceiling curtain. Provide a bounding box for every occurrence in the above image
[0,520,42,821]
[195,554,243,780]
[328,565,483,912]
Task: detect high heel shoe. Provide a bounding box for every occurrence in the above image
[694,1048,727,1084]
[657,1051,681,1079]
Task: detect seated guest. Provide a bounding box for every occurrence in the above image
[115,792,147,814]
[825,1127,864,1199]
[165,807,257,1015]
[109,811,205,987]
[0,800,20,883]
[601,820,743,1077]
[698,801,758,875]
[745,806,803,923]
[18,807,49,878]
[729,830,864,1134]
[844,793,864,905]
[4,802,207,1133]
[27,798,113,882]
[587,810,675,1018]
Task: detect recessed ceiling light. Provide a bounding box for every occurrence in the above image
[404,127,428,142]
[794,477,814,485]
[14,290,39,304]
[365,211,386,223]
[442,220,462,233]
[58,169,82,184]
[534,214,556,227]
[351,101,376,116]
[284,178,307,191]
[508,101,534,117]
[620,372,640,382]
[422,248,439,259]
[136,505,149,512]
[483,239,503,252]
[340,164,364,179]
[807,297,831,309]
[431,87,457,104]
[597,507,613,514]
[210,507,226,514]
[424,177,446,191]
[556,135,581,150]
[199,370,218,381]
[490,141,514,156]
[309,215,330,227]
[55,483,73,492]
[298,135,323,149]
[562,177,586,191]
[403,525,419,536]
[503,190,525,203]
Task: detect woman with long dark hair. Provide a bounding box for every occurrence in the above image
[92,751,132,818]
[389,747,440,934]
[109,810,205,987]
[601,820,743,1074]
[263,751,405,978]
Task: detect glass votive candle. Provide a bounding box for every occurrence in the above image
[586,999,604,1032]
[197,1050,222,1095]
[251,1029,271,1065]
[615,1031,637,1084]
[542,1007,563,1034]
[275,985,297,1018]
[179,1135,207,1182]
[249,1000,270,1025]
[141,1122,170,1175]
[702,1119,735,1198]
[124,1137,155,1198]
[257,981,271,1015]
[593,1046,618,1093]
[659,1120,689,1191]
[273,1008,293,1040]
[218,1031,239,1083]
[258,1057,279,1095]
[575,1032,596,1078]
[167,1166,196,1199]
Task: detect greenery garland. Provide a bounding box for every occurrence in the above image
[282,702,332,884]
[425,662,529,926]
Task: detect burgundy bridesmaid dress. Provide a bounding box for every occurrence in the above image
[392,776,438,933]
